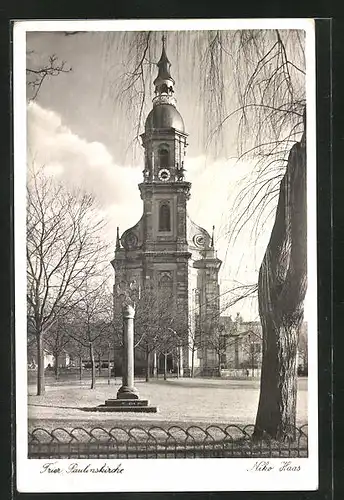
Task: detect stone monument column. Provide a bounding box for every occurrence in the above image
[117,304,139,399]
[97,288,157,412]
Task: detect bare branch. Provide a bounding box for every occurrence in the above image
[27,53,72,100]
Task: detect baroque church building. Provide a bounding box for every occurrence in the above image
[111,40,222,376]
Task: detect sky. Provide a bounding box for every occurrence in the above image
[25,29,307,320]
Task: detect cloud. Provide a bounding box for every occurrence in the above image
[27,101,143,241]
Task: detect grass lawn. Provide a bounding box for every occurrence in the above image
[28,377,308,431]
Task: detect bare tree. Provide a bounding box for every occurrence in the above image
[205,324,230,377]
[187,323,200,379]
[253,125,306,440]
[133,289,178,381]
[26,52,72,100]
[26,164,109,395]
[236,324,263,376]
[93,326,114,381]
[215,31,306,439]
[218,31,306,440]
[158,325,184,381]
[64,281,111,389]
[107,303,123,380]
[132,291,159,381]
[67,334,88,382]
[43,317,71,380]
[196,284,258,376]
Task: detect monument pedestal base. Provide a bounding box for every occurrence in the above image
[117,386,139,399]
[94,398,158,413]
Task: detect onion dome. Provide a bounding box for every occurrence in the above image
[145,104,185,132]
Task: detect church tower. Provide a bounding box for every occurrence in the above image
[112,38,222,375]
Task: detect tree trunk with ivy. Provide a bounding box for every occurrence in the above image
[254,131,307,441]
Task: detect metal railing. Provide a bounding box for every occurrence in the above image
[28,424,308,459]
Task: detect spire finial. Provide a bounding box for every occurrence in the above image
[116,226,120,249]
[153,34,175,100]
[211,225,215,247]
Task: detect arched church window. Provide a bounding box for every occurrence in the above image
[158,147,169,168]
[159,202,171,232]
[159,271,173,287]
[159,271,173,302]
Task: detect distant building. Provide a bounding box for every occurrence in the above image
[27,348,70,369]
[218,316,308,377]
[297,321,308,374]
[217,314,262,376]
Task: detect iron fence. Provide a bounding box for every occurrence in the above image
[28,424,308,459]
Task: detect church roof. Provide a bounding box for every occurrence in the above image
[187,216,212,250]
[145,103,185,132]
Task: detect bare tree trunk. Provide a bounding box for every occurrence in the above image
[90,342,96,389]
[251,345,255,378]
[191,347,195,378]
[145,348,150,382]
[79,354,83,381]
[98,352,101,377]
[218,353,221,377]
[36,331,45,395]
[107,348,111,385]
[113,342,116,379]
[164,353,167,381]
[179,345,184,377]
[54,353,59,380]
[153,351,158,378]
[254,134,307,441]
[234,340,239,369]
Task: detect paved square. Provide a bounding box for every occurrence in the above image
[28,377,307,429]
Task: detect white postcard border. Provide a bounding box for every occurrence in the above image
[14,18,318,493]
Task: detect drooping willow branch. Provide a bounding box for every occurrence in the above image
[101,29,305,246]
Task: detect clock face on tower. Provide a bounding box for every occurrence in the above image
[158,168,171,181]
